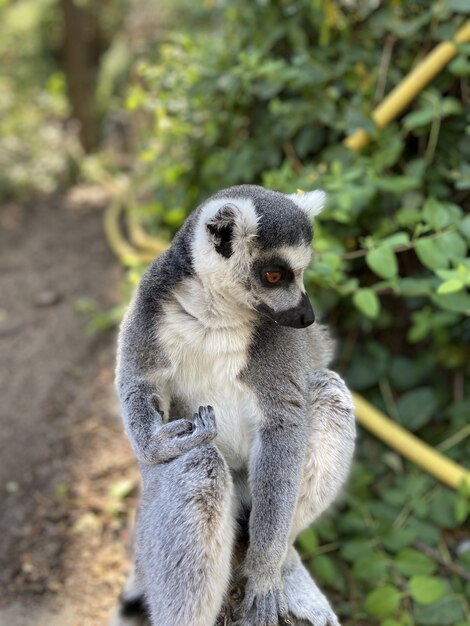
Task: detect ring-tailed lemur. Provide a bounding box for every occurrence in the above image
[114,185,356,626]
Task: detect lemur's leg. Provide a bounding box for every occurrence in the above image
[136,443,235,626]
[282,547,340,626]
[282,369,355,626]
[291,369,356,539]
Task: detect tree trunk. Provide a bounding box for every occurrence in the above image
[60,0,105,152]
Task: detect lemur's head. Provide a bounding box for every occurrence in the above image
[191,185,325,329]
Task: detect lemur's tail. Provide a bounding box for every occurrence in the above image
[118,594,148,623]
[109,567,149,626]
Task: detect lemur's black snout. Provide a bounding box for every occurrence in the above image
[292,292,315,328]
[299,309,315,328]
[258,292,315,329]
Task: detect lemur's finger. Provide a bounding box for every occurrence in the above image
[161,419,194,438]
[198,404,215,418]
[276,589,288,618]
[256,593,277,626]
[241,586,256,614]
[149,393,164,415]
[232,563,247,585]
[199,405,217,435]
[190,406,216,438]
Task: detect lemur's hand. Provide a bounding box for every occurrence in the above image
[145,405,217,464]
[189,404,218,443]
[234,562,288,626]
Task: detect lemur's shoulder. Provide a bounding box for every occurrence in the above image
[242,321,335,395]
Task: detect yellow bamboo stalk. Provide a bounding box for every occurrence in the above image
[353,392,470,490]
[126,209,170,256]
[103,200,155,266]
[345,20,470,151]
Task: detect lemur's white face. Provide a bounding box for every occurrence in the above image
[191,189,325,328]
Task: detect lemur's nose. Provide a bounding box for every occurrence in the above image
[276,292,315,328]
[298,293,315,328]
[300,310,315,328]
[256,292,315,328]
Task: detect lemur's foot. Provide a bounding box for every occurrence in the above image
[232,568,289,626]
[281,549,341,626]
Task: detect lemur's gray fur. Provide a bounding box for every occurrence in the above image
[114,185,356,626]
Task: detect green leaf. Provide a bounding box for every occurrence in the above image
[445,0,470,13]
[397,277,434,296]
[397,205,422,227]
[437,279,464,294]
[353,288,380,318]
[396,388,437,431]
[382,527,417,552]
[454,496,469,524]
[364,585,402,618]
[423,198,451,230]
[429,490,460,528]
[376,175,421,193]
[405,521,440,547]
[297,527,319,556]
[309,554,344,591]
[389,356,430,390]
[340,538,375,563]
[431,290,470,314]
[436,232,468,262]
[353,552,389,582]
[415,239,449,270]
[394,548,437,577]
[346,353,383,389]
[403,107,434,130]
[449,54,470,77]
[314,517,338,542]
[409,576,446,604]
[441,97,463,117]
[366,246,398,279]
[380,232,410,247]
[413,595,465,625]
[459,214,470,241]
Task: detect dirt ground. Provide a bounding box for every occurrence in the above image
[0,188,140,625]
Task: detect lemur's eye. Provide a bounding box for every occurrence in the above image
[264,270,285,285]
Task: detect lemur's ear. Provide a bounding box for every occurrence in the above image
[206,204,237,258]
[287,190,326,220]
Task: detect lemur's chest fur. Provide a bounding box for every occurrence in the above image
[154,279,260,470]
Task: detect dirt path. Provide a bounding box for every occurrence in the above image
[0,188,139,625]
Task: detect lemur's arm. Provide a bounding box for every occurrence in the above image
[240,379,309,619]
[118,367,217,466]
[117,307,217,466]
[118,369,217,465]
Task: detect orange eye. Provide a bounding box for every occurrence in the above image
[265,270,284,284]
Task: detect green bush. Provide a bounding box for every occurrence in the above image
[0,0,75,198]
[127,1,470,624]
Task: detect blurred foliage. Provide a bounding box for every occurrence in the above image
[123,1,470,624]
[0,0,219,199]
[0,0,74,197]
[0,0,137,198]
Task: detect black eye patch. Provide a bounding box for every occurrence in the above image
[254,258,294,288]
